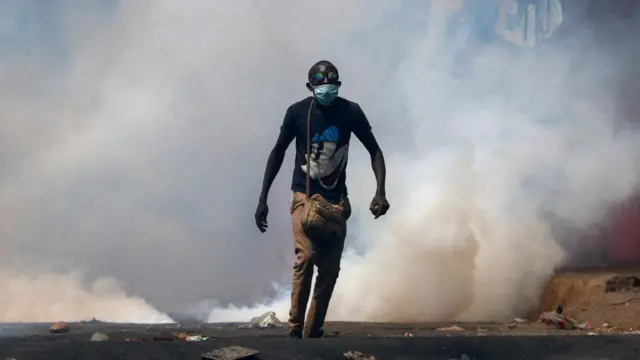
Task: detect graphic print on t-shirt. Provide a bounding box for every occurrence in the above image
[301,125,349,190]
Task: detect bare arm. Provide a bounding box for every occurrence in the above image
[258,113,296,204]
[352,104,386,197]
[354,128,386,197]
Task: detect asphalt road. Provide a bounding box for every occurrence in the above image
[0,322,638,359]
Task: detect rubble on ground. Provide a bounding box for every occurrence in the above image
[605,275,640,293]
[436,325,465,332]
[538,304,591,330]
[172,332,209,341]
[49,322,69,334]
[502,317,529,330]
[238,311,283,329]
[201,345,260,360]
[120,331,210,342]
[584,322,640,335]
[343,350,376,360]
[90,332,109,342]
[540,271,640,330]
[511,317,527,324]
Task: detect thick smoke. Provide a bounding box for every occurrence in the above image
[208,0,640,323]
[0,0,638,324]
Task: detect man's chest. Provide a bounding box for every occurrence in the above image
[293,110,352,146]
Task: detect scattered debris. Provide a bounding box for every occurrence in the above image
[587,332,598,336]
[343,350,376,360]
[90,332,109,342]
[502,317,528,330]
[436,325,465,332]
[250,311,282,328]
[605,275,640,293]
[238,311,283,329]
[539,310,591,330]
[202,345,260,360]
[601,327,639,334]
[49,322,69,334]
[186,335,209,342]
[403,332,414,337]
[119,333,206,342]
[172,332,209,341]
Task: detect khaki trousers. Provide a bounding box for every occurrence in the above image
[288,191,350,337]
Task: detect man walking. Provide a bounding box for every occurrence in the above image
[255,60,390,339]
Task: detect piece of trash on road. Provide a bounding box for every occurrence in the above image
[437,325,465,332]
[250,311,282,328]
[49,322,69,334]
[90,332,109,342]
[343,350,376,360]
[539,310,591,330]
[202,345,260,360]
[503,317,528,330]
[403,332,413,337]
[238,311,283,329]
[186,335,209,341]
[172,332,209,341]
[587,332,598,336]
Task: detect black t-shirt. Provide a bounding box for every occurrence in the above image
[280,96,372,203]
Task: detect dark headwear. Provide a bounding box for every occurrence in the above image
[307,60,341,89]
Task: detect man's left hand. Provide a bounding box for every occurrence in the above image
[369,194,390,219]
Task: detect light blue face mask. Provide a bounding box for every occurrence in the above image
[313,84,339,106]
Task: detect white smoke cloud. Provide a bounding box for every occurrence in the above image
[206,1,640,323]
[0,0,638,324]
